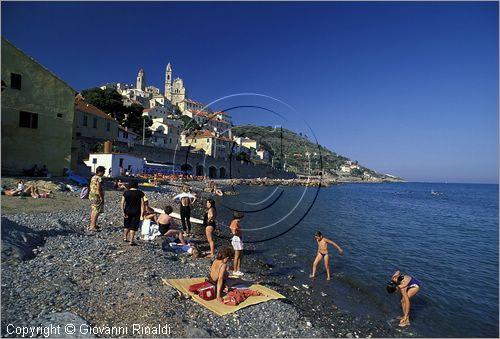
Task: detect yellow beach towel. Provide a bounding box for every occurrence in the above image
[161,277,285,316]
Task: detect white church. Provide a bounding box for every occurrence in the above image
[104,63,206,114]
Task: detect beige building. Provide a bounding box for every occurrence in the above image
[235,137,258,150]
[149,118,182,150]
[1,37,76,175]
[74,96,119,140]
[178,98,206,113]
[181,130,233,159]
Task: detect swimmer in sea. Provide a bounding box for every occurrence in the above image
[309,231,343,280]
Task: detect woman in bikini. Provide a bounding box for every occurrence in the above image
[203,199,217,258]
[386,270,421,327]
[207,247,234,303]
[309,231,343,281]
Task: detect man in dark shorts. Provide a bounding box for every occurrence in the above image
[173,186,197,235]
[121,180,144,246]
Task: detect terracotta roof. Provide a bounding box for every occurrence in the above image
[216,136,233,142]
[75,98,116,122]
[194,110,209,117]
[185,130,214,139]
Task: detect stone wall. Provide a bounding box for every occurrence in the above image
[76,137,295,179]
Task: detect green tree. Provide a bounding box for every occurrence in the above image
[81,87,152,135]
[179,115,201,130]
[81,87,125,121]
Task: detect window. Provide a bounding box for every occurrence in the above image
[83,115,88,126]
[57,113,63,118]
[93,118,97,128]
[19,111,38,129]
[11,73,22,90]
[119,158,124,167]
[106,121,110,132]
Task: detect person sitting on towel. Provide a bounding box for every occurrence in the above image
[207,247,234,303]
[156,205,187,245]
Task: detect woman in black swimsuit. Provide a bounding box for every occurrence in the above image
[204,199,217,258]
[156,205,187,245]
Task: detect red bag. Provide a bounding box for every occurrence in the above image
[197,284,216,301]
[188,281,211,293]
[188,281,216,301]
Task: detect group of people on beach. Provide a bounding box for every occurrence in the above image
[88,166,245,275]
[1,179,51,198]
[87,166,420,324]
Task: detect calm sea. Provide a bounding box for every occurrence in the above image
[214,182,499,337]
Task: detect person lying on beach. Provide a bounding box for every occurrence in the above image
[386,270,421,327]
[156,205,187,245]
[3,181,41,198]
[309,231,343,280]
[207,247,234,303]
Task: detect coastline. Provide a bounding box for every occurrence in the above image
[1,177,395,338]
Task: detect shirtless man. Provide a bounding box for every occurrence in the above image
[173,186,197,235]
[310,231,343,280]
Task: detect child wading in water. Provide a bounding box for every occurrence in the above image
[310,231,343,280]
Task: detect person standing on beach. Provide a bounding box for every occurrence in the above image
[89,166,106,232]
[386,270,421,327]
[203,199,217,258]
[121,180,144,246]
[230,212,244,276]
[173,186,197,235]
[309,231,343,280]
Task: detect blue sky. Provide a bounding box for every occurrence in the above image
[2,2,498,183]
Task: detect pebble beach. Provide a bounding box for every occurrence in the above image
[1,177,394,338]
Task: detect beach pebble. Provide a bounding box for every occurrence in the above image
[1,185,393,339]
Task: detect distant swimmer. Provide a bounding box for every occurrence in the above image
[386,270,421,327]
[309,231,343,281]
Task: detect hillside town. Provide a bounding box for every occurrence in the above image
[1,37,387,182]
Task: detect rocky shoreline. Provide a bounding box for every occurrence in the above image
[1,178,396,338]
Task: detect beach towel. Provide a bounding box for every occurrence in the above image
[161,277,285,316]
[168,243,193,254]
[141,220,161,240]
[223,289,263,306]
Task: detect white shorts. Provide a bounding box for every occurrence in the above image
[231,235,244,251]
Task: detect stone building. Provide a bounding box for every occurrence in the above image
[74,96,119,141]
[1,37,76,175]
[181,130,233,159]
